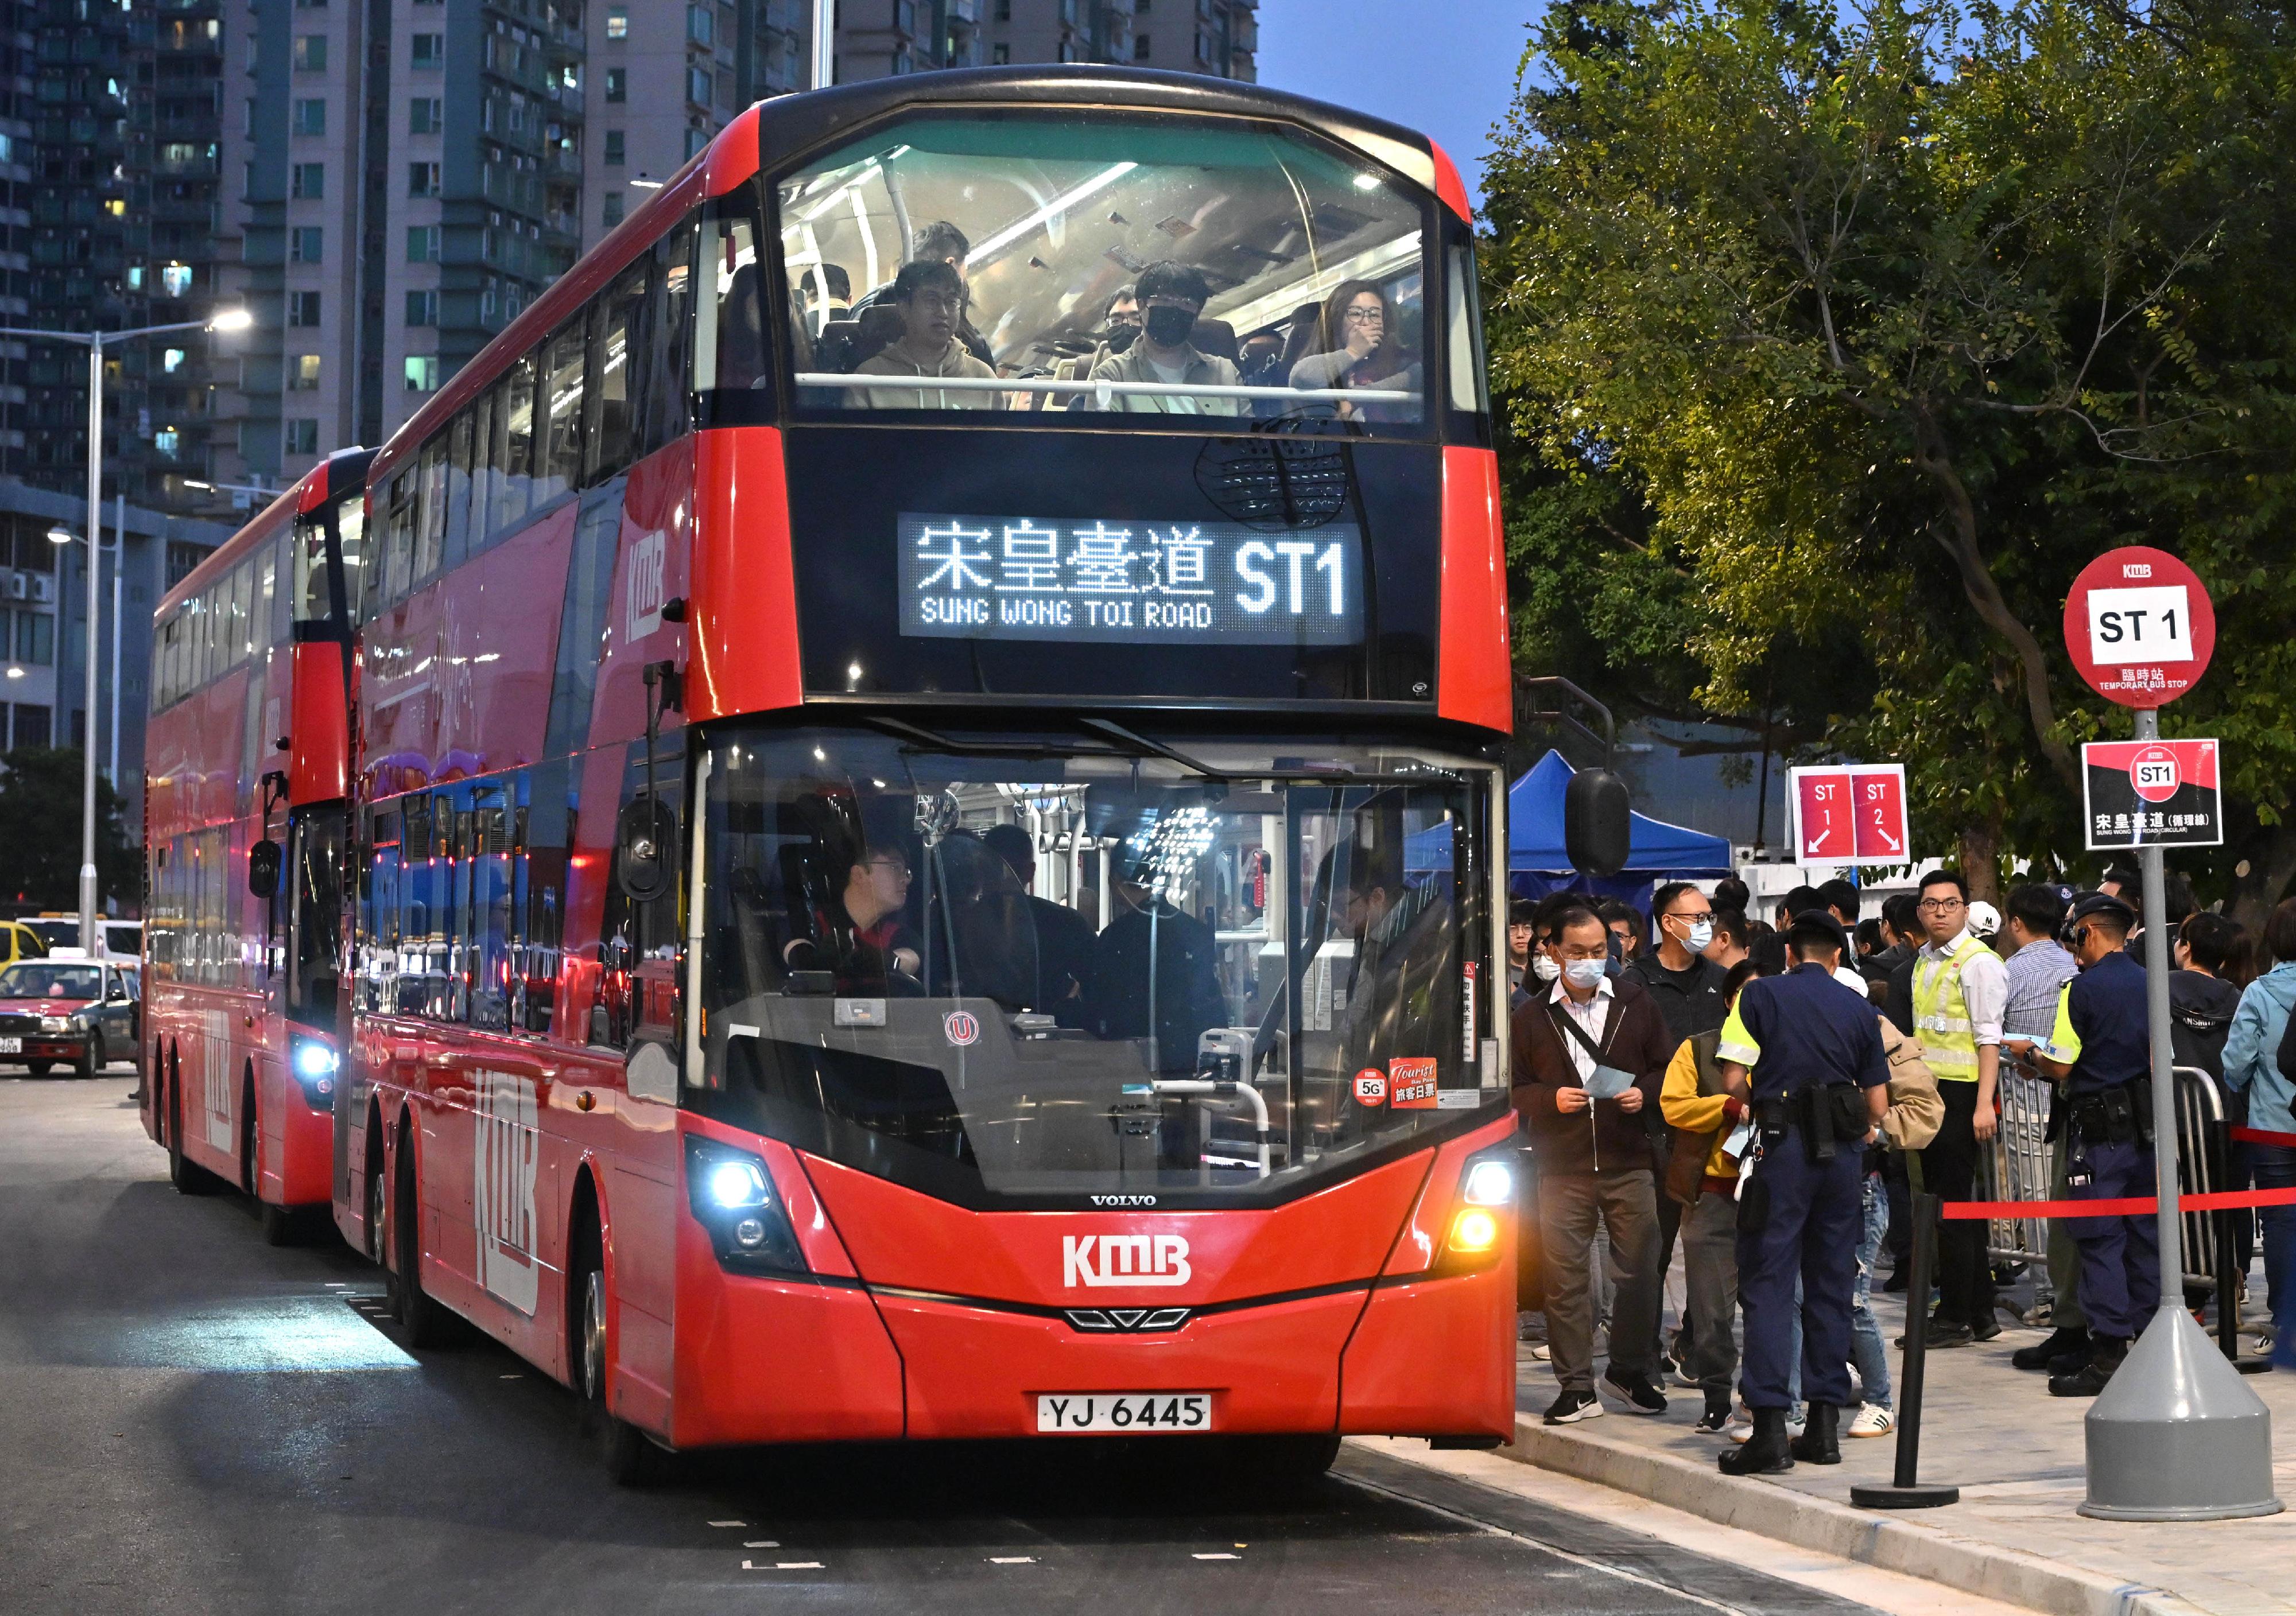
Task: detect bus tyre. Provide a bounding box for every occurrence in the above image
[576,1257,665,1486]
[393,1136,459,1349]
[166,1073,220,1196]
[259,1198,297,1247]
[1237,1434,1340,1491]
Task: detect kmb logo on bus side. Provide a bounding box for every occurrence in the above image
[1062,1233,1192,1289]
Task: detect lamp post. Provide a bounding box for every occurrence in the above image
[2,308,253,951]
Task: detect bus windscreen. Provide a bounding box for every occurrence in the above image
[688,725,1499,1207]
[773,114,1430,430]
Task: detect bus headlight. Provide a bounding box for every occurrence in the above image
[683,1135,807,1274]
[1460,1158,1515,1207]
[288,1035,338,1106]
[1446,1207,1502,1254]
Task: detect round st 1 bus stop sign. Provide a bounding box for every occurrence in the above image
[2062,546,2216,708]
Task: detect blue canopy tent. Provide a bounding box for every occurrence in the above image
[1409,751,1732,914]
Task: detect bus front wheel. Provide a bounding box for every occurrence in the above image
[574,1242,665,1487]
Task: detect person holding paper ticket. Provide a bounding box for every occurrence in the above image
[1512,906,1675,1425]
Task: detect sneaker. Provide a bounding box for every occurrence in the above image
[1970,1311,2003,1343]
[1880,1269,1910,1293]
[1728,1409,1804,1442]
[1846,1403,1895,1438]
[1696,1390,1732,1432]
[1525,1341,1552,1362]
[1671,1361,1701,1389]
[1601,1369,1667,1416]
[1543,1390,1603,1425]
[1895,1319,1973,1349]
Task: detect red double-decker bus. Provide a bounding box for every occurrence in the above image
[142,448,369,1242]
[336,67,1518,1482]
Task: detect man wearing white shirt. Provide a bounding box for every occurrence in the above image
[1910,869,2009,1346]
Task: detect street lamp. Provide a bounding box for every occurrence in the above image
[0,307,254,950]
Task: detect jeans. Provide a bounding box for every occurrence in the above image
[2251,1143,2296,1370]
[1851,1171,1892,1409]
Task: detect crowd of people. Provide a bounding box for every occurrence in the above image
[1506,867,2296,1476]
[800,219,1421,418]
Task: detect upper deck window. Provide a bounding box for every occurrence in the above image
[773,114,1430,432]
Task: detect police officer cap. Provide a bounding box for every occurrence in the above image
[2068,890,2136,929]
[1785,907,1851,955]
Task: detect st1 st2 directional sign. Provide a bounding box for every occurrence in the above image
[2083,739,2223,851]
[1788,763,1910,863]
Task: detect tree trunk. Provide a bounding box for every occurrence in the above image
[1958,814,2005,908]
[2225,821,2296,936]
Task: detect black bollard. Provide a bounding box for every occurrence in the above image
[1852,1191,1959,1509]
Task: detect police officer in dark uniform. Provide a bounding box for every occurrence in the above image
[2033,891,2161,1397]
[1715,908,1890,1475]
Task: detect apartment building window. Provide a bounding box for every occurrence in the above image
[405,356,440,393]
[686,65,710,106]
[993,0,1009,18]
[991,41,1009,62]
[13,612,53,666]
[290,227,323,263]
[687,3,712,44]
[603,130,624,166]
[602,190,623,226]
[293,34,327,69]
[411,97,443,133]
[407,224,440,262]
[606,6,627,38]
[289,290,323,326]
[1195,29,1211,61]
[894,0,915,32]
[289,355,322,391]
[409,161,441,197]
[406,289,438,326]
[291,161,324,199]
[1135,0,1149,10]
[294,0,327,7]
[411,32,443,67]
[292,98,326,135]
[604,66,625,101]
[1134,33,1149,58]
[286,419,320,456]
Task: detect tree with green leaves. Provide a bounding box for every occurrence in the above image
[0,748,138,913]
[1486,1,2296,918]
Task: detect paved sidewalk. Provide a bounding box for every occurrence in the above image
[1507,1285,2296,1616]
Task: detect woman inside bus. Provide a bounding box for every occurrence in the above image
[853,259,1002,410]
[1287,280,1421,422]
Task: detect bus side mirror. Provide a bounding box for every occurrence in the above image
[615,799,676,904]
[248,838,283,900]
[1564,768,1631,878]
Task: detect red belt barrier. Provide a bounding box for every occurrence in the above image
[1942,1186,2296,1221]
[2230,1125,2296,1149]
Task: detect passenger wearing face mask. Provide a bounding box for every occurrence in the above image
[1080,259,1244,415]
[1513,906,1677,1424]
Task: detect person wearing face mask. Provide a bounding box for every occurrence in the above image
[1513,906,1676,1424]
[1081,260,1244,416]
[1507,898,1537,1009]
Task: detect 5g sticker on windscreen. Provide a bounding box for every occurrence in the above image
[897,512,1363,646]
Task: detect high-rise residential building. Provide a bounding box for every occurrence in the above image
[1123,0,1254,79]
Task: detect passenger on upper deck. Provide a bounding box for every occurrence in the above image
[856,220,994,365]
[1081,261,1244,417]
[854,261,1002,410]
[798,262,852,334]
[1288,279,1421,422]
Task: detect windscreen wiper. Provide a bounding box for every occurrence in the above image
[1074,717,1223,779]
[863,716,1073,759]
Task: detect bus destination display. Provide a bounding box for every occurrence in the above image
[897,512,1363,647]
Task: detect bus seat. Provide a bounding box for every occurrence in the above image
[1278,302,1325,374]
[852,306,906,370]
[815,318,863,373]
[1190,318,1240,366]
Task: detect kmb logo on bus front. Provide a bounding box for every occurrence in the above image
[1062,1233,1192,1288]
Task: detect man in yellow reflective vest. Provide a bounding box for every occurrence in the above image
[1910,869,2008,1346]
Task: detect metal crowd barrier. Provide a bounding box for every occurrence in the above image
[1980,1063,2227,1292]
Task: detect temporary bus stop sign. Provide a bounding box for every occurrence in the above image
[2062,546,2216,709]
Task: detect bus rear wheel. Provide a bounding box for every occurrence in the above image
[166,1067,220,1196]
[392,1126,459,1349]
[259,1198,298,1246]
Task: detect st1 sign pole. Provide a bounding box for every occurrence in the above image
[2062,546,2278,1522]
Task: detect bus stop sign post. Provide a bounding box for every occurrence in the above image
[2062,547,2280,1522]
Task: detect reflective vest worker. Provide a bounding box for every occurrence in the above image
[1714,909,1889,1476]
[1909,869,2008,1346]
[2033,891,2162,1398]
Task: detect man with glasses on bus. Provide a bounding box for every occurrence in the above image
[1909,868,2008,1347]
[1081,261,1243,416]
[855,260,1001,410]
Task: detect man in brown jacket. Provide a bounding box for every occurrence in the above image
[1514,906,1678,1423]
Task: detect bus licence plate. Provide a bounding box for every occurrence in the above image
[1036,1392,1211,1434]
[0,1038,20,1052]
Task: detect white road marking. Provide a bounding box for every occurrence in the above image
[499,1374,521,1380]
[988,1556,1036,1564]
[708,1520,744,1528]
[742,1541,779,1549]
[1192,1552,1241,1560]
